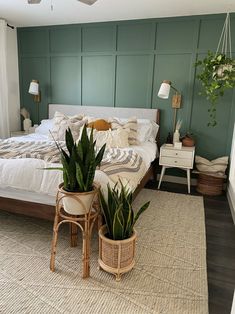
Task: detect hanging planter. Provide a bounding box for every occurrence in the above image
[195,13,235,127]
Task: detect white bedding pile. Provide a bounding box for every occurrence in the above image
[0,115,158,205]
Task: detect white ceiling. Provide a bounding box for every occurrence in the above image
[0,0,235,27]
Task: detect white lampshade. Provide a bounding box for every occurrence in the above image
[28,80,39,95]
[158,82,171,99]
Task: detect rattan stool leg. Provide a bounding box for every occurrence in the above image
[50,212,60,272]
[82,218,90,278]
[70,223,78,247]
[115,273,121,282]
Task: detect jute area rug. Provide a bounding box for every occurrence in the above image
[0,190,208,314]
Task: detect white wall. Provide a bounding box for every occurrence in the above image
[6,26,20,132]
[227,123,235,224]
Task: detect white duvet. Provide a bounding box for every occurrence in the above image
[0,134,157,204]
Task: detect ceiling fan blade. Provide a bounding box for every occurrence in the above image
[78,0,98,5]
[28,0,42,3]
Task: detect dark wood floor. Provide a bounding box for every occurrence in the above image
[145,180,235,314]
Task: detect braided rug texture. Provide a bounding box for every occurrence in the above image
[0,190,208,314]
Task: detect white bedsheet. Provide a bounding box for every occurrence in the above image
[0,134,158,204]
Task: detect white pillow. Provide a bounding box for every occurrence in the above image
[137,121,159,143]
[35,119,54,135]
[94,128,129,148]
[50,111,85,141]
[110,117,159,143]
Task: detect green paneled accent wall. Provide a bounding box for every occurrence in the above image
[116,55,154,108]
[117,22,155,51]
[18,13,235,160]
[82,25,115,52]
[82,55,114,106]
[156,20,196,53]
[20,56,49,124]
[50,27,81,53]
[51,56,81,104]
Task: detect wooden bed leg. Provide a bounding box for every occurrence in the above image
[152,158,159,183]
[70,223,78,247]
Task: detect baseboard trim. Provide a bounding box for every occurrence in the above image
[156,174,197,186]
[227,183,235,225]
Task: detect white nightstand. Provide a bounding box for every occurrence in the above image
[158,144,195,193]
[10,131,29,137]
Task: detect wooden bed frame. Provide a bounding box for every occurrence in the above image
[0,105,160,221]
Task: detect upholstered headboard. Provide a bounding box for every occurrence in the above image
[48,104,160,124]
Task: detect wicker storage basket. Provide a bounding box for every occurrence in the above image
[98,225,136,281]
[196,173,224,196]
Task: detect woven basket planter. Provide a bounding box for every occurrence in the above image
[196,173,224,196]
[98,225,137,281]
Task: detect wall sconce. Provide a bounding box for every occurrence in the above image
[158,80,182,133]
[28,79,41,124]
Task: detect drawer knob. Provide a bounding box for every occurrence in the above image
[176,153,178,155]
[174,160,177,163]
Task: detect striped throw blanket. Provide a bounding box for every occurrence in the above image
[100,148,147,188]
[0,140,63,163]
[0,139,146,187]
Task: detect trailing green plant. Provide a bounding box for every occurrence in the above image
[47,125,106,192]
[99,182,150,240]
[195,51,235,127]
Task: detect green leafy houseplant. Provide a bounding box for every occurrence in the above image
[50,125,106,192]
[99,182,150,240]
[195,51,235,126]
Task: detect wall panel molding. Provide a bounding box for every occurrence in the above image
[17,13,235,159]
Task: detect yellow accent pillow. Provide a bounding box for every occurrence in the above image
[87,119,111,131]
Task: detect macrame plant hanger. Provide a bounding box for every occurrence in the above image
[215,12,232,59]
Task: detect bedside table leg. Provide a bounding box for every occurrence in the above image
[187,169,191,194]
[158,166,166,189]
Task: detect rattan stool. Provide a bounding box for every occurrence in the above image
[50,184,102,278]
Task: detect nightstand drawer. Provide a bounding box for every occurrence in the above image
[161,148,193,159]
[160,156,193,168]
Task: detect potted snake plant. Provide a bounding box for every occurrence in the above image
[48,125,106,215]
[98,182,150,281]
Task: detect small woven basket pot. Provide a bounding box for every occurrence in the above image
[196,173,224,196]
[98,225,137,281]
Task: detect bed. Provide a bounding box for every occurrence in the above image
[0,105,160,221]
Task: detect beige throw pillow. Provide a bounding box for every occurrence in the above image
[94,128,129,148]
[50,111,85,141]
[195,155,228,175]
[111,117,139,145]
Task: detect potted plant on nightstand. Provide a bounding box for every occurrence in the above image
[98,182,150,281]
[48,125,106,215]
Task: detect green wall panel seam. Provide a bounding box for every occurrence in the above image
[113,55,117,107]
[81,26,83,53]
[150,54,156,109]
[81,55,83,106]
[187,19,201,132]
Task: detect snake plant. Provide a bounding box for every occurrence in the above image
[49,125,106,192]
[99,182,150,240]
